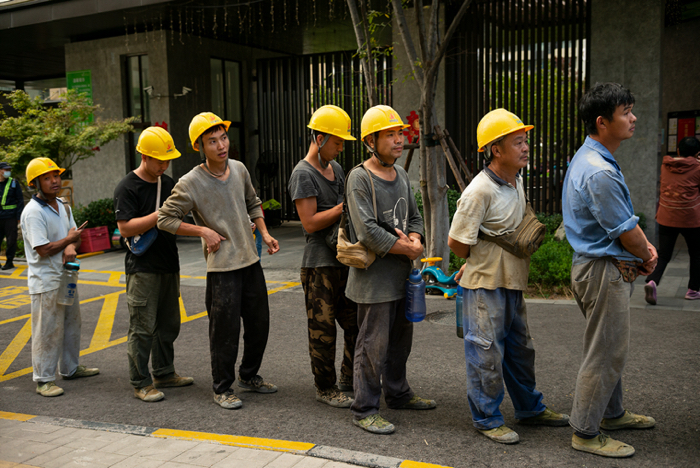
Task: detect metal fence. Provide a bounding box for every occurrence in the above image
[256,51,392,220]
[446,0,590,214]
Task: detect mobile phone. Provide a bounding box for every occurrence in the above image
[78,221,88,230]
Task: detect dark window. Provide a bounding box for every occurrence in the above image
[211,58,244,161]
[124,55,151,171]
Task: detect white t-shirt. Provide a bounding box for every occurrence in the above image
[449,167,530,291]
[21,196,77,294]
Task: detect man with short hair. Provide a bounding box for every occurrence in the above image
[448,109,569,445]
[21,157,99,397]
[114,126,193,403]
[563,82,658,458]
[346,105,434,435]
[0,161,24,270]
[158,112,280,410]
[288,105,359,408]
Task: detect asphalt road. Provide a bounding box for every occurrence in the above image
[1,224,699,467]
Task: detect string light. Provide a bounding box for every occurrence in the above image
[170,9,174,46]
[134,17,138,42]
[124,14,129,50]
[213,9,218,38]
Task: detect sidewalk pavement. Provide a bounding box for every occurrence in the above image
[0,412,440,468]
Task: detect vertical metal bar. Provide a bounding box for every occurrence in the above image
[548,0,555,214]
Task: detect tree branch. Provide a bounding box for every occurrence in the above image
[426,0,473,82]
[390,0,424,88]
[346,0,378,106]
[414,0,428,66]
[426,0,440,58]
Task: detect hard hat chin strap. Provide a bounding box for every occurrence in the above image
[363,133,394,167]
[312,131,332,169]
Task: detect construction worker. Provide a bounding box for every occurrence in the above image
[346,105,434,435]
[114,126,193,403]
[448,109,569,444]
[21,157,99,397]
[0,162,24,270]
[288,105,359,408]
[158,112,280,410]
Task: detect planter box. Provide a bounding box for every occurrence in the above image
[78,226,111,254]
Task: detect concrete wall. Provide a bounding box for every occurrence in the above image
[391,6,445,186]
[661,17,700,134]
[65,35,170,206]
[590,0,663,238]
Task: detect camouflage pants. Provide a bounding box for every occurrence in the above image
[300,267,358,391]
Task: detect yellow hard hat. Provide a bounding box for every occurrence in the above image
[360,105,410,141]
[307,105,356,141]
[188,112,231,150]
[26,157,65,187]
[477,108,534,152]
[136,127,181,160]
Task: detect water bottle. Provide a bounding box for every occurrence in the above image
[455,285,464,338]
[57,262,80,306]
[405,268,426,322]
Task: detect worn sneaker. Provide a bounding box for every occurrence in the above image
[338,374,353,392]
[153,373,194,388]
[353,414,395,434]
[685,289,700,300]
[518,407,570,426]
[237,375,278,393]
[572,433,635,458]
[479,425,519,444]
[36,381,64,397]
[644,281,657,305]
[600,410,656,430]
[134,384,164,402]
[316,386,353,408]
[62,365,99,380]
[395,395,437,410]
[214,388,243,409]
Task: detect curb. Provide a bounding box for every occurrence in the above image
[0,411,451,468]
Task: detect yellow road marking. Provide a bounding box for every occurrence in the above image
[151,428,315,452]
[0,317,31,380]
[86,291,125,352]
[0,411,36,421]
[400,461,453,468]
[180,297,207,323]
[0,314,30,325]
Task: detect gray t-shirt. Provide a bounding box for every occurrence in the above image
[288,159,345,268]
[344,164,424,304]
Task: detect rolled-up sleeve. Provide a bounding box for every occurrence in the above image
[157,180,192,235]
[583,171,639,240]
[346,172,397,257]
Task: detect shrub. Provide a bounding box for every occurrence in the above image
[536,212,563,235]
[73,198,117,235]
[528,235,574,286]
[1,238,25,258]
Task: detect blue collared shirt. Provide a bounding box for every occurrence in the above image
[562,136,640,264]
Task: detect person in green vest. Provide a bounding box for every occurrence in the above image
[0,162,25,270]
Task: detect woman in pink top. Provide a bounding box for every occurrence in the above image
[645,137,700,304]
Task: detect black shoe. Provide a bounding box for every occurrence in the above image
[1,263,14,270]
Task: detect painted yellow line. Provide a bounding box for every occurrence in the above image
[87,291,123,351]
[76,251,105,259]
[0,411,36,422]
[151,428,315,453]
[267,282,301,294]
[179,297,207,323]
[0,314,30,325]
[400,461,453,468]
[0,318,31,379]
[0,265,28,279]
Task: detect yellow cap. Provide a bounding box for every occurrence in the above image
[360,105,410,141]
[189,112,231,150]
[136,127,181,160]
[477,108,533,152]
[307,105,356,141]
[26,157,65,187]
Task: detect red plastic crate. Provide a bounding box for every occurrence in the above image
[78,226,111,254]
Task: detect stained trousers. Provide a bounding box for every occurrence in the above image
[206,262,270,395]
[350,299,414,419]
[646,224,700,291]
[31,288,81,382]
[0,218,18,264]
[463,288,545,430]
[126,272,181,388]
[570,258,632,435]
[300,267,358,390]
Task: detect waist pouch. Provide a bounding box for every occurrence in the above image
[610,258,641,283]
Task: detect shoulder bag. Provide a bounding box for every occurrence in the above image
[477,199,546,259]
[127,177,160,256]
[336,163,377,269]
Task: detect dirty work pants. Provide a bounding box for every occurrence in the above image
[0,217,18,264]
[206,262,270,395]
[31,288,81,382]
[463,288,545,430]
[646,224,700,291]
[570,258,631,435]
[351,299,414,419]
[126,272,181,389]
[300,267,358,391]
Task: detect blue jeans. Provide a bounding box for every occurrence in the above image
[463,288,545,430]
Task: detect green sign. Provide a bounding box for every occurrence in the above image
[66,70,93,125]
